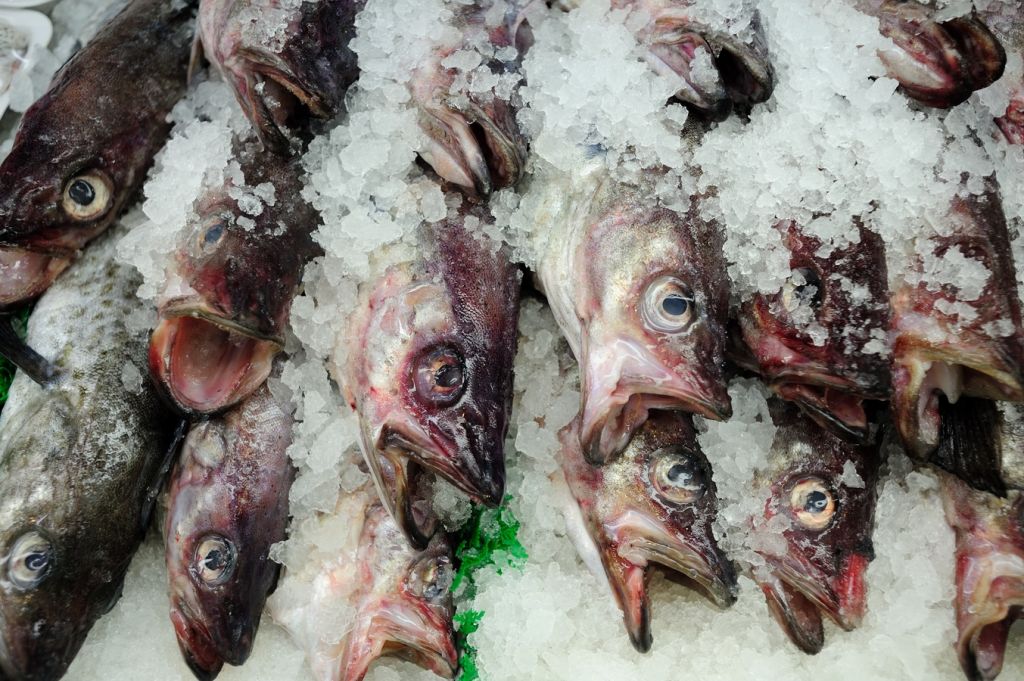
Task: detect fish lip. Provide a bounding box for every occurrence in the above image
[170,605,225,681]
[954,559,1024,681]
[0,248,72,309]
[624,534,738,609]
[159,300,284,345]
[770,379,872,442]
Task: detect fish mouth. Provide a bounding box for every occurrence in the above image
[0,248,71,308]
[0,616,79,681]
[417,95,526,196]
[602,510,737,652]
[149,311,281,414]
[954,562,1024,681]
[339,597,458,681]
[772,379,872,442]
[757,552,869,654]
[876,3,1005,108]
[366,448,440,550]
[170,606,226,681]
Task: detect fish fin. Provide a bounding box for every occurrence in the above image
[140,418,189,533]
[0,314,59,387]
[933,396,1007,497]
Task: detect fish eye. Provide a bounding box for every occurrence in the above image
[8,531,54,590]
[649,447,708,504]
[781,267,823,313]
[196,214,229,252]
[788,477,836,531]
[414,346,466,405]
[642,276,697,334]
[194,535,236,586]
[406,555,453,601]
[61,171,114,221]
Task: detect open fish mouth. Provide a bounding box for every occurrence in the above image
[0,248,71,308]
[876,3,1005,108]
[772,377,874,443]
[149,311,281,415]
[955,563,1024,681]
[170,606,225,681]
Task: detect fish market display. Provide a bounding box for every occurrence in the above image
[0,0,194,308]
[149,138,321,414]
[0,225,178,681]
[164,379,295,679]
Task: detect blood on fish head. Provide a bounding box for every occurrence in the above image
[558,412,736,652]
[575,196,731,464]
[740,220,891,441]
[751,404,881,654]
[940,474,1024,681]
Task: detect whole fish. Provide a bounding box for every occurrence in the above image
[857,0,1006,108]
[165,379,295,681]
[556,410,737,652]
[0,226,178,681]
[747,401,882,654]
[535,164,732,465]
[149,137,321,414]
[270,486,458,681]
[0,0,194,308]
[738,219,891,441]
[412,0,529,195]
[890,184,1024,458]
[932,396,1024,497]
[337,208,521,546]
[197,0,364,153]
[940,473,1024,681]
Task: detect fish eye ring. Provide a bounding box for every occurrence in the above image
[788,477,836,531]
[649,447,708,504]
[414,345,466,405]
[406,554,453,601]
[194,534,236,586]
[61,170,114,221]
[8,530,54,590]
[642,276,697,334]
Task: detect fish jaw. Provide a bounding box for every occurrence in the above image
[0,249,71,309]
[149,313,280,414]
[170,607,226,681]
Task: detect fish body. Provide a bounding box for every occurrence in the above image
[739,219,891,441]
[197,0,364,152]
[535,164,732,465]
[149,137,321,414]
[165,379,295,680]
[0,226,177,681]
[0,0,195,308]
[337,208,521,546]
[270,486,458,681]
[556,410,736,652]
[940,473,1024,681]
[747,401,882,654]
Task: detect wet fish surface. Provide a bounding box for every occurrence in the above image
[932,397,1024,496]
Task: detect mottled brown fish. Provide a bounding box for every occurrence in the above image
[940,473,1024,681]
[0,0,194,308]
[165,379,294,681]
[149,138,321,414]
[337,207,521,546]
[748,401,882,654]
[556,411,736,652]
[197,0,364,153]
[739,219,891,441]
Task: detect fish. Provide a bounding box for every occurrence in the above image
[336,207,521,546]
[149,137,321,414]
[196,0,363,153]
[270,485,458,681]
[738,219,892,442]
[975,0,1024,144]
[890,182,1024,459]
[0,225,179,681]
[0,0,194,309]
[858,0,1006,108]
[747,401,883,654]
[940,472,1024,681]
[932,396,1024,497]
[535,163,732,465]
[412,0,530,195]
[164,378,295,681]
[555,410,737,652]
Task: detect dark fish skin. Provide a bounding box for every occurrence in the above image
[340,207,522,547]
[557,411,737,653]
[750,401,882,654]
[739,219,891,442]
[198,0,364,153]
[934,397,1024,497]
[0,0,195,308]
[891,183,1024,459]
[0,226,178,681]
[940,473,1024,681]
[861,0,1006,108]
[149,138,321,415]
[165,380,294,681]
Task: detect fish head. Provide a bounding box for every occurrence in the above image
[339,503,457,681]
[752,404,881,654]
[575,197,731,464]
[941,475,1024,681]
[558,411,736,652]
[876,1,1005,108]
[740,220,891,440]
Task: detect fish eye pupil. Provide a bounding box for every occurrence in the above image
[204,549,225,570]
[666,462,692,486]
[661,294,688,317]
[68,179,95,206]
[805,490,828,513]
[204,223,225,246]
[435,364,462,389]
[25,552,47,572]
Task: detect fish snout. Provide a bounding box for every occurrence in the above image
[170,606,225,681]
